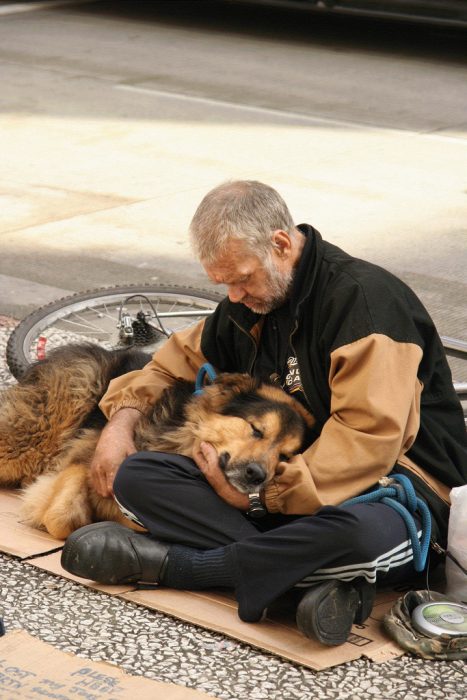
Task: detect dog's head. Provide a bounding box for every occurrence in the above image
[187,373,314,494]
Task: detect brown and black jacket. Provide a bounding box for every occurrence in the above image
[100,226,467,543]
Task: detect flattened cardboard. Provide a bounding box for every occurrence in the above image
[0,630,217,699]
[0,490,404,671]
[0,489,63,558]
[120,588,402,671]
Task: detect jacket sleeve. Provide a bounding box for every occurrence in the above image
[99,320,208,419]
[264,333,423,514]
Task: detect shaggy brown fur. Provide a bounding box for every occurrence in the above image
[0,344,314,540]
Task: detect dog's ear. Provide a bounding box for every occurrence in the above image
[257,383,315,429]
[209,373,315,428]
[199,373,260,415]
[212,373,259,394]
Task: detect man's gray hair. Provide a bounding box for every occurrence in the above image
[189,180,296,263]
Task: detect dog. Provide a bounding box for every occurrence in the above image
[0,344,314,540]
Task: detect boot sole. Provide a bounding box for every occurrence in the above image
[296,580,359,646]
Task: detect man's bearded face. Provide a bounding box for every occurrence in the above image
[204,240,294,314]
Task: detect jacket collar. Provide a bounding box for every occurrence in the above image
[292,224,322,318]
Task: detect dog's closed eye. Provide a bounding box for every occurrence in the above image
[250,424,264,439]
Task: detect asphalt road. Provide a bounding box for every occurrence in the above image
[0,0,466,358]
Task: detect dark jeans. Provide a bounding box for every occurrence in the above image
[114,452,423,619]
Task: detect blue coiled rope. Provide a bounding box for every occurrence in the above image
[194,363,218,396]
[343,473,432,572]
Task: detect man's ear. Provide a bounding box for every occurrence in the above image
[271,229,292,258]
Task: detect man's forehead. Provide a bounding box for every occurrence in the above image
[203,240,258,281]
[205,256,256,283]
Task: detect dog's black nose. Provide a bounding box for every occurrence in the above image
[245,462,267,486]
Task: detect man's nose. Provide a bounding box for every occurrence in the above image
[227,284,245,303]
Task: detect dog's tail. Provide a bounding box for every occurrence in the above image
[0,344,149,485]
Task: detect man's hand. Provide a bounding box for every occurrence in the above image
[90,408,141,497]
[193,441,250,511]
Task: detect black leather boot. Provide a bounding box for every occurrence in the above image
[61,522,170,585]
[296,578,376,646]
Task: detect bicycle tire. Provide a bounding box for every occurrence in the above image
[6,284,224,379]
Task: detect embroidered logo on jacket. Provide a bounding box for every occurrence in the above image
[284,356,303,395]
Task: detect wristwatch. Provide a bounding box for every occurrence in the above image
[247,492,266,519]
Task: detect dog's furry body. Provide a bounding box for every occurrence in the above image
[0,344,313,539]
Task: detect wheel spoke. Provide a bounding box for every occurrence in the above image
[7,286,222,378]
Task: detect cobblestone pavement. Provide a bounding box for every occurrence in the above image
[0,322,466,699]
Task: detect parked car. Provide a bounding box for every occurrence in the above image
[236,0,467,27]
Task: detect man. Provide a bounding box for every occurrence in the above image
[61,180,467,646]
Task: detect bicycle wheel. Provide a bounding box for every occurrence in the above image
[6,284,223,379]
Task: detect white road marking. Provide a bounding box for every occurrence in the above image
[115,83,376,131]
[0,0,98,16]
[114,83,467,144]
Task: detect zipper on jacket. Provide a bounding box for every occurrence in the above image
[228,315,258,374]
[431,540,467,575]
[431,540,446,555]
[271,316,281,382]
[289,320,313,409]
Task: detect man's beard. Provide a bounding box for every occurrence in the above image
[244,265,294,315]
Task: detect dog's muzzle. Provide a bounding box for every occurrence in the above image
[244,462,267,487]
[220,454,268,493]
